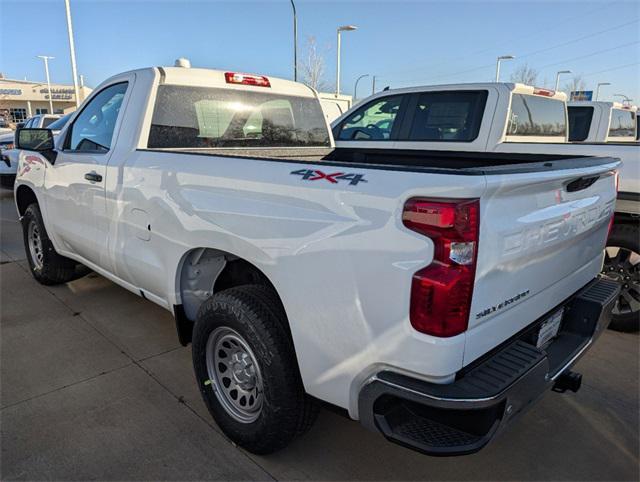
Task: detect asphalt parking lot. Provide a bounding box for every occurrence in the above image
[1,186,638,481]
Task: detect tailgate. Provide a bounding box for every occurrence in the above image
[464,160,619,365]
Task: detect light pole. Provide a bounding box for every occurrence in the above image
[595,82,611,101]
[336,25,357,95]
[554,70,571,91]
[372,75,377,95]
[495,55,515,82]
[64,0,81,107]
[353,74,369,100]
[613,94,632,105]
[36,55,55,114]
[290,0,297,81]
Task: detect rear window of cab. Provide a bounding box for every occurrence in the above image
[608,109,636,139]
[148,85,330,149]
[506,94,566,138]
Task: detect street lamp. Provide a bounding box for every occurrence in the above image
[554,70,571,91]
[613,94,632,105]
[290,0,297,81]
[36,55,54,115]
[353,74,369,100]
[595,82,611,101]
[495,55,515,82]
[336,25,357,95]
[64,0,81,107]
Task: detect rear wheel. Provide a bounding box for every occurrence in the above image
[192,284,318,454]
[602,223,640,332]
[21,203,89,285]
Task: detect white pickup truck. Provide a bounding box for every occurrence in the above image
[14,67,619,456]
[333,83,639,332]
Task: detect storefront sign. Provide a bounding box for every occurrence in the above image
[40,88,75,94]
[45,94,73,100]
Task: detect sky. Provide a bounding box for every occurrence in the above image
[1,0,639,102]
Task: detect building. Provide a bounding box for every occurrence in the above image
[0,74,92,126]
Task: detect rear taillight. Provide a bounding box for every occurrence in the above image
[403,198,480,337]
[224,72,271,87]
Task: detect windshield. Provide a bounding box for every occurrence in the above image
[47,114,72,131]
[148,85,330,149]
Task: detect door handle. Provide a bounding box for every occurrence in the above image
[84,172,103,183]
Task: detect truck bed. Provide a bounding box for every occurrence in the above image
[142,147,616,175]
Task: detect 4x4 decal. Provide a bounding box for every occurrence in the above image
[290,169,367,185]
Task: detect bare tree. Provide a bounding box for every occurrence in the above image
[300,36,331,92]
[562,74,586,99]
[510,64,539,85]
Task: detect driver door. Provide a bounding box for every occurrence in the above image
[43,79,131,267]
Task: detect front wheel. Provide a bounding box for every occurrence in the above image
[21,203,89,285]
[602,223,640,332]
[192,285,318,454]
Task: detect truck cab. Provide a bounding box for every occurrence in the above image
[332,83,568,149]
[568,101,638,143]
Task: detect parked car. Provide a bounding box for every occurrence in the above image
[14,67,619,457]
[0,117,12,134]
[332,83,638,331]
[0,114,71,187]
[0,114,62,151]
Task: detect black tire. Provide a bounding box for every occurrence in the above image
[192,284,319,454]
[603,222,640,332]
[21,203,89,285]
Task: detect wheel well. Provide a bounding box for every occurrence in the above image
[174,248,284,345]
[614,212,639,226]
[15,185,38,216]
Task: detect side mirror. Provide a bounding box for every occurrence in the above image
[16,128,55,151]
[16,128,57,164]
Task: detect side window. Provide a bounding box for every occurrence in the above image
[407,91,487,142]
[24,118,34,128]
[337,96,402,141]
[66,82,128,152]
[567,106,594,141]
[608,109,635,138]
[507,94,566,138]
[41,117,58,128]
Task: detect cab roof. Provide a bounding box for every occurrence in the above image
[354,82,567,102]
[568,100,637,112]
[158,66,317,98]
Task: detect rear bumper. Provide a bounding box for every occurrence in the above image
[358,277,619,456]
